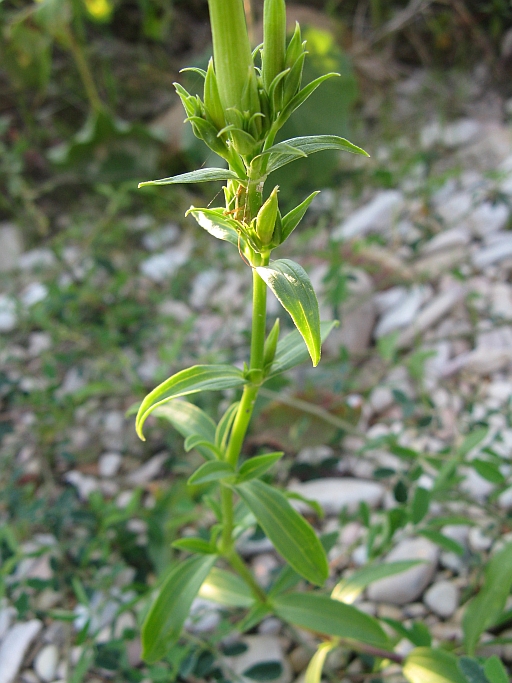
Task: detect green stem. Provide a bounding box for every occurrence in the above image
[61,25,103,113]
[219,252,270,600]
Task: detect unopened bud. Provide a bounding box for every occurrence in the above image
[263,318,280,370]
[204,58,225,131]
[255,186,279,245]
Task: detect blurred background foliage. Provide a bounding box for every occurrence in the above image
[1,0,512,228]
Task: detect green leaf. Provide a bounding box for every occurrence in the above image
[136,365,245,440]
[153,400,217,461]
[471,459,505,484]
[280,192,320,242]
[237,452,284,483]
[411,487,430,524]
[459,657,490,683]
[331,561,423,604]
[484,655,509,683]
[457,427,489,458]
[403,648,467,683]
[216,402,240,451]
[172,538,215,554]
[273,593,389,648]
[242,662,283,681]
[463,542,512,654]
[188,461,234,486]
[276,73,340,130]
[268,321,337,377]
[198,567,254,608]
[186,207,244,249]
[237,604,273,632]
[256,259,321,366]
[419,530,464,556]
[265,135,369,174]
[142,555,217,663]
[138,168,241,188]
[285,491,324,518]
[305,642,337,683]
[235,479,328,586]
[183,434,222,460]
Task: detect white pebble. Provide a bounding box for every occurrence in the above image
[34,645,59,682]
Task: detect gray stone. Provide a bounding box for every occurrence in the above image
[139,237,192,282]
[288,478,384,515]
[223,635,292,683]
[0,224,23,272]
[397,286,465,349]
[374,286,429,338]
[424,581,459,618]
[468,527,493,552]
[20,282,48,307]
[189,269,222,309]
[18,249,56,271]
[98,452,122,478]
[420,227,470,255]
[332,191,404,240]
[467,202,509,237]
[473,235,512,269]
[367,538,439,604]
[436,192,471,226]
[142,223,179,251]
[0,605,15,642]
[0,620,42,683]
[126,452,167,485]
[442,119,481,148]
[64,471,100,501]
[34,644,59,682]
[0,295,17,332]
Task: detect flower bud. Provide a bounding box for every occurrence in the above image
[262,0,286,91]
[263,318,280,370]
[255,186,279,246]
[204,58,225,131]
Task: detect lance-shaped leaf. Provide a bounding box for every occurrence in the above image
[463,541,512,654]
[305,642,337,683]
[279,192,320,243]
[187,206,245,249]
[188,461,234,486]
[256,259,321,366]
[331,561,423,605]
[237,452,284,483]
[276,73,339,129]
[154,400,216,461]
[198,566,254,608]
[215,401,240,451]
[183,434,222,460]
[142,554,217,663]
[136,365,246,440]
[265,135,369,174]
[484,655,509,683]
[172,537,215,554]
[235,479,328,586]
[273,593,389,648]
[402,648,467,683]
[138,167,242,188]
[267,321,337,378]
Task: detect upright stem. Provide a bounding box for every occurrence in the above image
[61,25,103,113]
[219,252,270,601]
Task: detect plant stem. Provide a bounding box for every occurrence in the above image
[61,24,103,113]
[219,252,270,600]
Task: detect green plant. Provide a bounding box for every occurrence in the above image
[133,1,508,681]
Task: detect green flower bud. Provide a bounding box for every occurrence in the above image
[204,58,225,131]
[255,186,279,245]
[262,0,286,91]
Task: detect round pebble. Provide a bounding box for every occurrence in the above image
[424,580,459,619]
[34,644,59,683]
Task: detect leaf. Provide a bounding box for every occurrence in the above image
[285,491,324,518]
[459,657,490,683]
[138,168,241,188]
[136,365,245,440]
[403,648,467,683]
[331,561,424,604]
[142,555,217,663]
[463,541,512,654]
[154,400,217,461]
[268,321,337,377]
[172,538,215,554]
[188,461,234,486]
[242,662,283,681]
[457,427,489,458]
[235,479,328,586]
[411,487,430,524]
[184,434,222,460]
[276,73,340,131]
[273,593,389,648]
[216,401,240,452]
[305,642,337,683]
[256,259,321,366]
[471,459,505,484]
[237,452,284,483]
[187,207,244,249]
[280,192,320,242]
[265,135,369,174]
[198,567,254,608]
[419,530,464,556]
[237,604,273,632]
[484,656,509,683]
